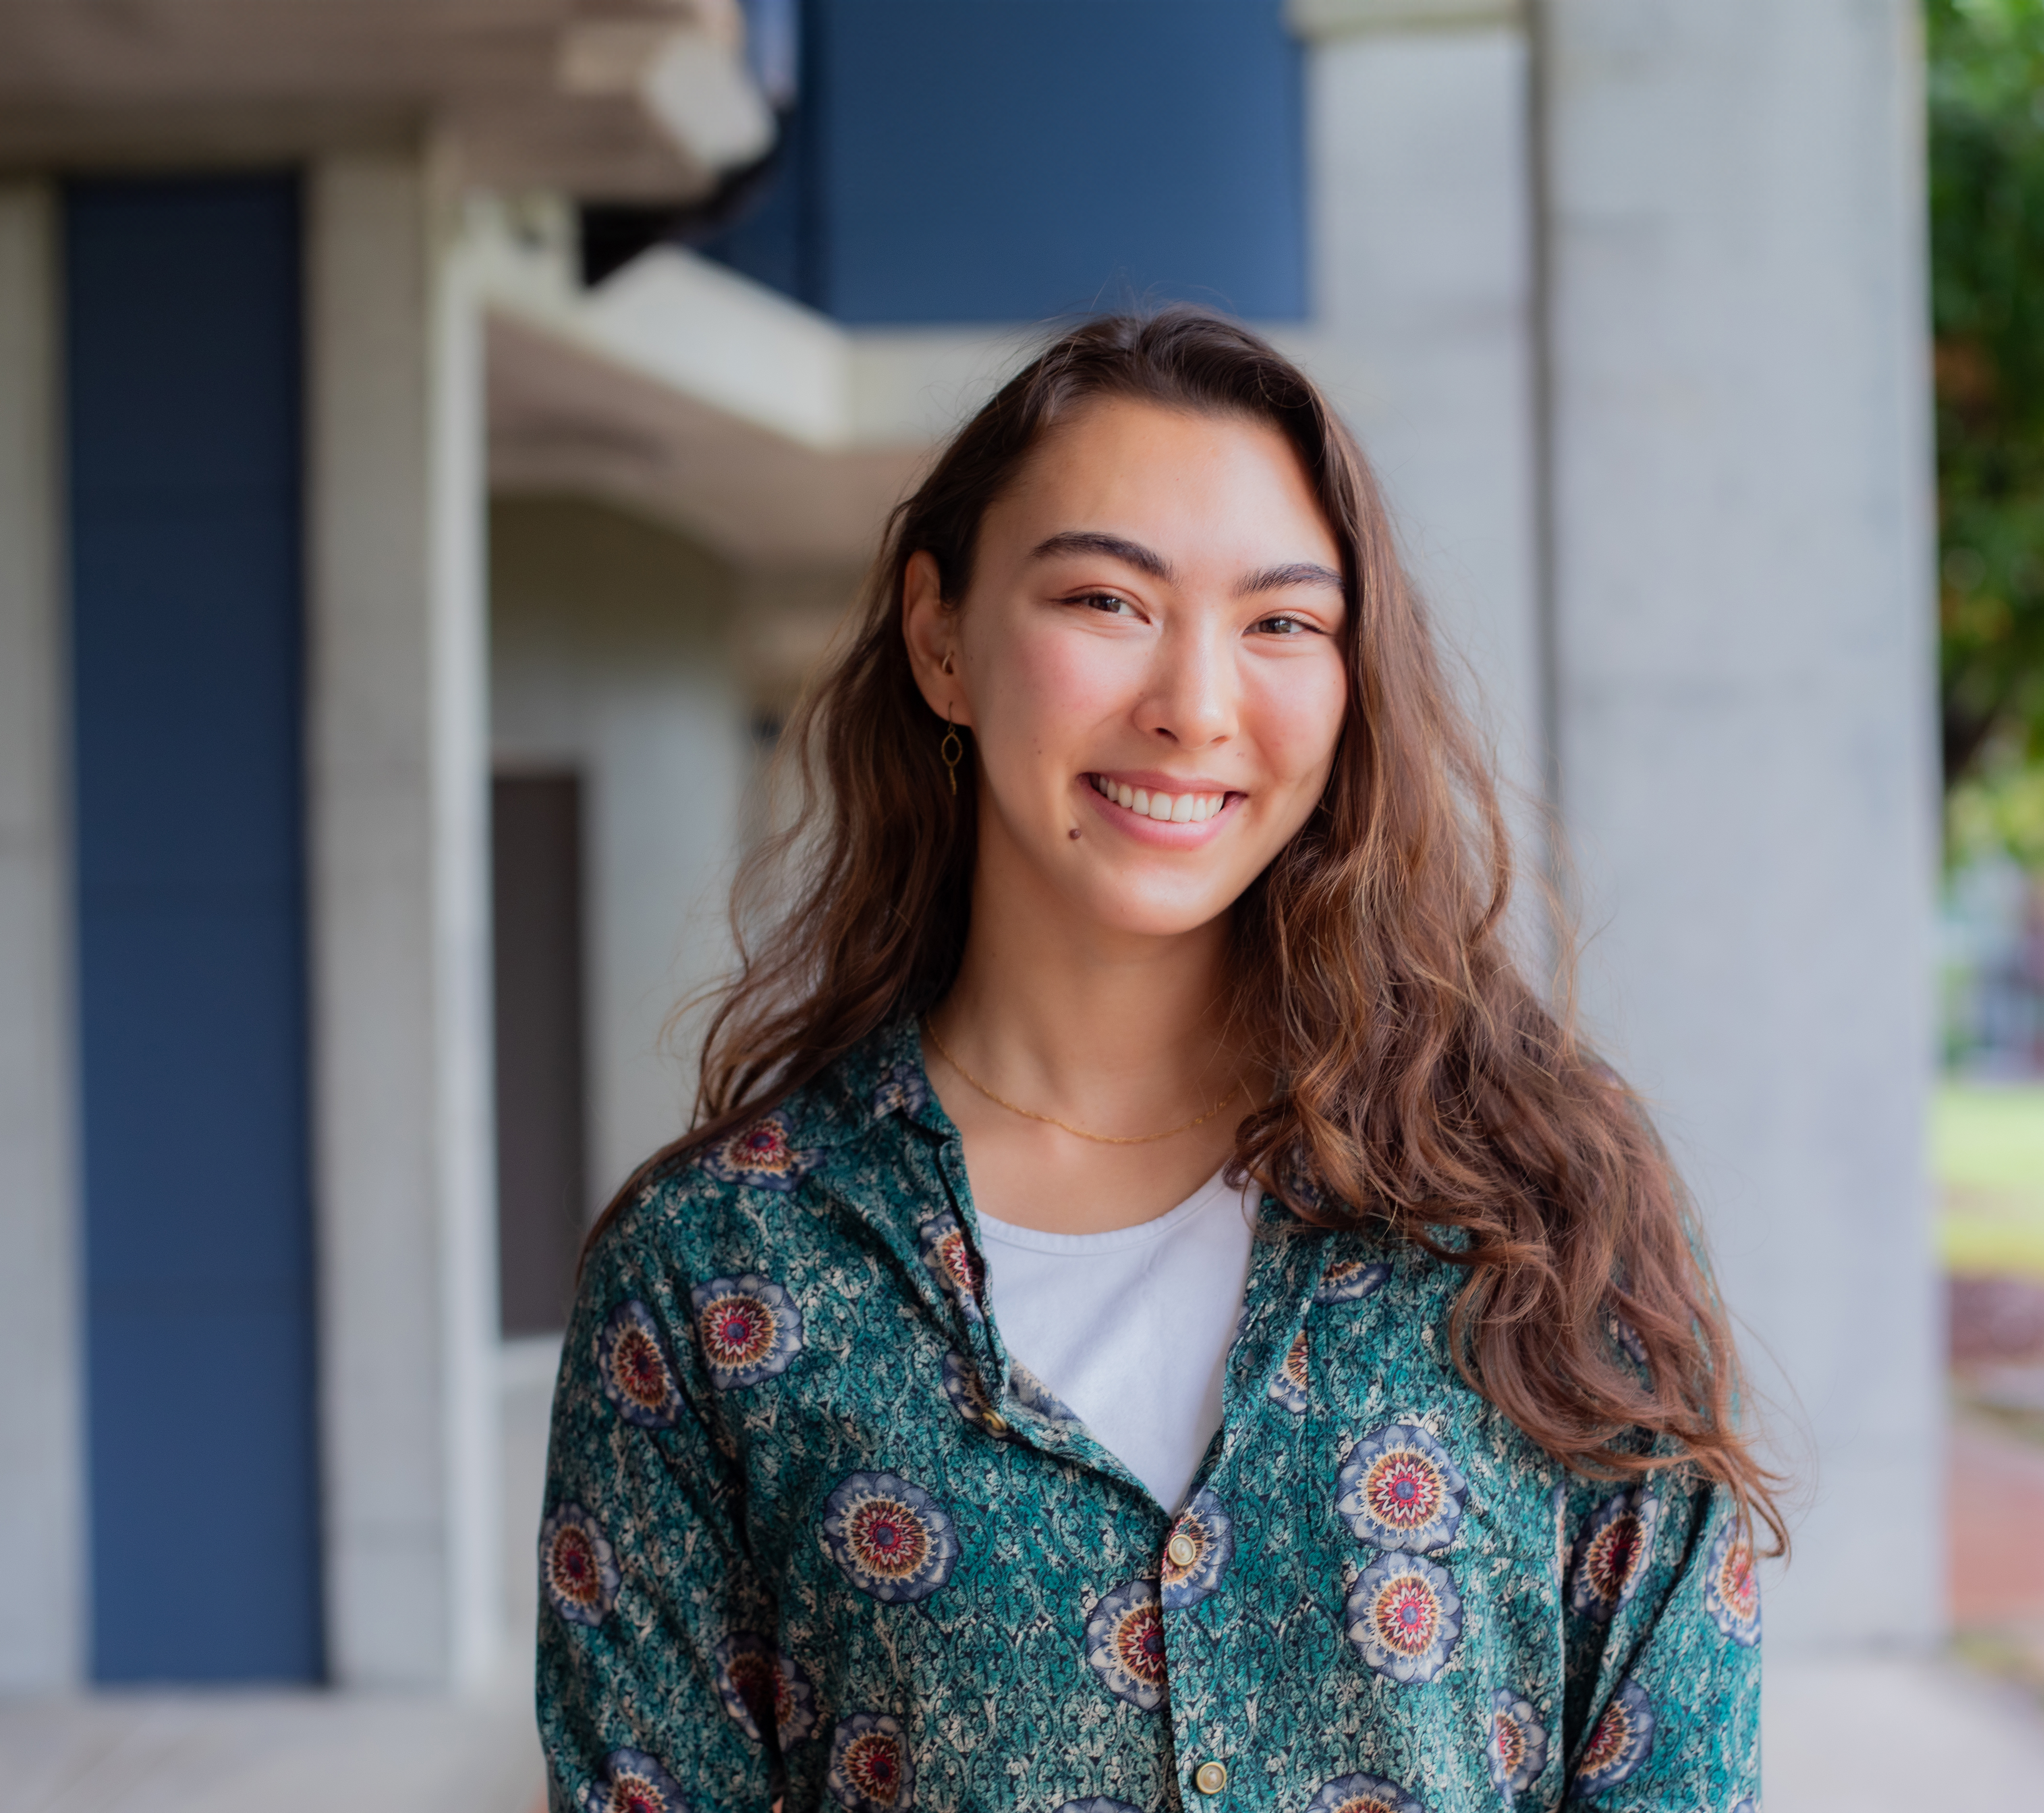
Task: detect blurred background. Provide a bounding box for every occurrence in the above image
[0,0,2040,1807]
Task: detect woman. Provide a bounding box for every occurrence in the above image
[537,312,1779,1813]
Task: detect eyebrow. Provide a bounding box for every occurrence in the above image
[1236,561,1346,597]
[1030,530,1344,600]
[1029,530,1175,581]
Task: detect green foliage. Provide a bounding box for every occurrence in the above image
[1949,757,2044,867]
[1930,0,2044,787]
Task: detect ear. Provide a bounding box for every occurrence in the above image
[901,550,974,727]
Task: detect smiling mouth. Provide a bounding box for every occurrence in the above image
[1087,774,1233,824]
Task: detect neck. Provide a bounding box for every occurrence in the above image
[932,824,1239,1127]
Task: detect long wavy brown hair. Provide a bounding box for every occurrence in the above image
[594,308,1787,1552]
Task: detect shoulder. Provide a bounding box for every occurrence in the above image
[591,1018,938,1278]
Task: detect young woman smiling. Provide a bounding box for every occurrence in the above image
[537,313,1779,1813]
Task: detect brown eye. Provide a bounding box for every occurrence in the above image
[1254,614,1312,636]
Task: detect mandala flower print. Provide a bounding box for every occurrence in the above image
[541,1502,620,1627]
[690,1273,804,1391]
[1268,1329,1310,1414]
[1486,1687,1549,1804]
[1344,1550,1464,1684]
[916,1211,984,1323]
[822,1471,960,1603]
[1008,1360,1080,1429]
[1571,1678,1655,1798]
[1302,1772,1426,1813]
[828,1712,916,1812]
[1703,1518,1761,1648]
[713,1631,778,1742]
[1053,1801,1144,1813]
[939,1352,1008,1437]
[699,1115,819,1192]
[772,1649,819,1743]
[1336,1422,1468,1553]
[1084,1577,1170,1710]
[577,1748,688,1813]
[595,1300,681,1427]
[714,1631,820,1745]
[869,1060,928,1121]
[1160,1487,1235,1610]
[1316,1259,1391,1305]
[1567,1490,1660,1622]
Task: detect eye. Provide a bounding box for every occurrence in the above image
[1252,613,1318,637]
[1072,591,1140,617]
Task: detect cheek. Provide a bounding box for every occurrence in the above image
[1244,655,1348,786]
[974,623,1130,756]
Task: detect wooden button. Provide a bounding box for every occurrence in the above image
[1194,1761,1228,1795]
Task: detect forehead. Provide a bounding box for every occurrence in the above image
[980,396,1340,571]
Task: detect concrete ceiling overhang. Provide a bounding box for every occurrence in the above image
[0,0,770,197]
[482,230,1032,569]
[488,310,929,569]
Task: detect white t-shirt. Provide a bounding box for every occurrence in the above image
[976,1168,1258,1511]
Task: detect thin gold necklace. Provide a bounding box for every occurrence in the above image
[922,1018,1238,1146]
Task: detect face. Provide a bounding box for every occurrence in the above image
[904,397,1349,940]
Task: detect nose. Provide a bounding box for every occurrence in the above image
[1141,614,1235,749]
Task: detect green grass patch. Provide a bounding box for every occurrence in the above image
[1937,1082,2044,1277]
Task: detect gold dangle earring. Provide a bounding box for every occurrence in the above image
[940,710,964,797]
[939,652,963,796]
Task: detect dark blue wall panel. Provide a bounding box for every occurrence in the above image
[67,173,321,1682]
[703,0,1305,324]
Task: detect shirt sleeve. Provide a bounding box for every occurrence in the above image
[536,1211,784,1813]
[1559,1470,1763,1809]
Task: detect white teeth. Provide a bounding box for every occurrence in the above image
[1091,777,1229,824]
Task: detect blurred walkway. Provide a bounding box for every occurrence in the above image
[8,1650,2044,1813]
[0,1673,542,1813]
[1762,1386,2044,1810]
[1767,1653,2044,1810]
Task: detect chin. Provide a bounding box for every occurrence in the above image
[1067,869,1240,940]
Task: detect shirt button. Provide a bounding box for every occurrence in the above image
[1167,1533,1199,1568]
[1193,1761,1228,1796]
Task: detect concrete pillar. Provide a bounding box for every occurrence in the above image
[488,498,759,1207]
[1540,0,1938,1650]
[1285,0,1545,819]
[0,180,83,1691]
[308,151,503,1687]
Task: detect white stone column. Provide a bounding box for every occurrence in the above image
[1540,0,1938,1650]
[308,150,503,1688]
[0,180,83,1692]
[1284,0,1545,825]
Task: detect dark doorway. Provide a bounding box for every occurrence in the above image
[492,772,590,1335]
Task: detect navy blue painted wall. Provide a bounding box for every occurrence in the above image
[66,173,322,1682]
[702,0,1305,324]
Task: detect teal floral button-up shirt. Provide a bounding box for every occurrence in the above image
[537,1022,1761,1813]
